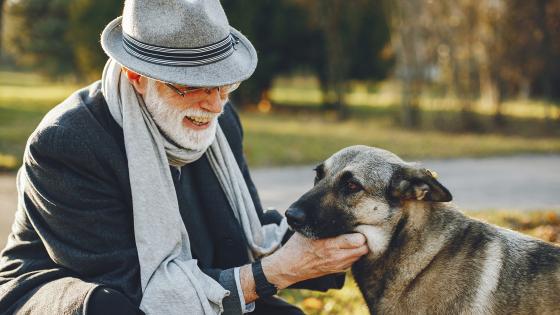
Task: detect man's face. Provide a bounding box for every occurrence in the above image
[142,79,227,150]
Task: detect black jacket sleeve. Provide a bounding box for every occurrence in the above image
[21,123,143,305]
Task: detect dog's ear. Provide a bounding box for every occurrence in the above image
[389,166,452,202]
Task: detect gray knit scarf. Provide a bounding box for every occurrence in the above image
[101,59,288,315]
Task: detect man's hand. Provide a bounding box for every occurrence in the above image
[261,232,368,289]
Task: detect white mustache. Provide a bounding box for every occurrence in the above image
[183,107,222,120]
[143,80,222,151]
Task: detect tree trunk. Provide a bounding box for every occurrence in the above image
[479,61,503,125]
[536,0,552,100]
[317,0,348,120]
[400,77,420,128]
[0,0,5,55]
[389,0,423,128]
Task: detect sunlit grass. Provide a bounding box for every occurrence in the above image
[468,209,560,242]
[279,273,370,315]
[0,71,45,86]
[269,78,399,107]
[240,111,560,167]
[270,77,560,120]
[279,210,560,314]
[0,71,81,171]
[422,97,560,120]
[0,85,78,103]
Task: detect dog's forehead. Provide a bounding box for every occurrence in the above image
[324,145,407,181]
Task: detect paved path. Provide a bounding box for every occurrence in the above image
[1,155,559,247]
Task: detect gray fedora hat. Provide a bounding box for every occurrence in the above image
[101,0,257,87]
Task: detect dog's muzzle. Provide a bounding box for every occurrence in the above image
[285,207,307,229]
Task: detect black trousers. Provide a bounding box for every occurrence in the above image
[86,286,304,315]
[254,296,305,315]
[85,287,144,315]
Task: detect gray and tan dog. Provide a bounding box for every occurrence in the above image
[285,145,560,315]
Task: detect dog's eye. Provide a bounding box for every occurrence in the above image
[339,171,363,194]
[346,180,363,193]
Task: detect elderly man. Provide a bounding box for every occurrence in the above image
[0,1,368,314]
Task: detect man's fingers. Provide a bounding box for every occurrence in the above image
[342,244,369,259]
[332,246,369,271]
[353,244,369,257]
[335,233,367,249]
[341,261,355,270]
[340,245,369,267]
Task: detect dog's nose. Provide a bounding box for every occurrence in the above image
[285,207,306,228]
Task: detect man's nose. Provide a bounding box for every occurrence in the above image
[198,88,224,113]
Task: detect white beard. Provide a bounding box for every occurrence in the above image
[143,81,223,151]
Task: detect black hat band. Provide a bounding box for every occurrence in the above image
[122,33,239,67]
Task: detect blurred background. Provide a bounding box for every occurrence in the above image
[0,1,559,314]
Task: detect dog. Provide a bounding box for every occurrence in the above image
[285,145,560,315]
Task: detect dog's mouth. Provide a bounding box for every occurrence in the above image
[293,225,321,239]
[289,218,357,240]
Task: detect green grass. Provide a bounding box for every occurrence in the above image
[0,71,81,171]
[2,70,560,171]
[240,110,560,167]
[269,77,560,120]
[278,210,560,315]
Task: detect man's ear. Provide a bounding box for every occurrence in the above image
[122,67,148,95]
[389,166,452,202]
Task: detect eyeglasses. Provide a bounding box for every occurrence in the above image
[164,82,241,98]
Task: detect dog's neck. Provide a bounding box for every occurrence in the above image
[354,201,436,258]
[354,222,398,259]
[352,201,464,313]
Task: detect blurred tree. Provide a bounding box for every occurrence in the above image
[471,0,506,125]
[223,0,319,107]
[425,0,482,130]
[66,0,122,80]
[300,0,350,118]
[225,0,392,116]
[1,0,5,54]
[5,0,75,77]
[502,0,560,101]
[388,0,560,129]
[5,0,120,79]
[292,0,392,119]
[383,0,427,128]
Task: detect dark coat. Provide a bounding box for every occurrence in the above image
[0,82,343,315]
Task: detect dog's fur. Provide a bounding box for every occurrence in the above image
[286,145,560,315]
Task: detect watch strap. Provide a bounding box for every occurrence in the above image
[251,260,278,298]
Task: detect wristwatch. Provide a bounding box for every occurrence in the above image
[251,260,278,298]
